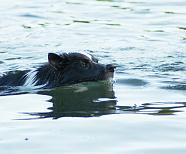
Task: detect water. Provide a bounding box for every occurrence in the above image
[0,0,186,153]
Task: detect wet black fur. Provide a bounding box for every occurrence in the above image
[0,53,115,89]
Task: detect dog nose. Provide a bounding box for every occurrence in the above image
[106,64,116,72]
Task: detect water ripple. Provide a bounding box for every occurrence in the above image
[162,84,186,91]
[156,63,186,72]
[116,78,149,87]
[19,13,45,19]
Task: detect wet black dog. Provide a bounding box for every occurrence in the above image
[0,52,115,89]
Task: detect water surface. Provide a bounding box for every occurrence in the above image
[0,0,186,153]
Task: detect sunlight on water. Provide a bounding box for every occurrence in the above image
[0,0,186,153]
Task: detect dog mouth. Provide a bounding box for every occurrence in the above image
[98,64,116,80]
[76,71,115,84]
[104,71,114,79]
[66,64,116,84]
[106,64,116,79]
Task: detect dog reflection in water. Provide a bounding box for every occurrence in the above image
[27,81,117,119]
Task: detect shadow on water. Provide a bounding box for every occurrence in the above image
[18,81,186,120]
[117,102,186,116]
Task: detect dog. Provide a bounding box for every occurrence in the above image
[0,52,115,89]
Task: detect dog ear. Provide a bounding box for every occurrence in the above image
[91,55,98,63]
[48,53,64,70]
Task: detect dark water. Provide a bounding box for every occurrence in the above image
[0,0,186,153]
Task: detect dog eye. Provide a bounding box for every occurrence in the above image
[80,61,89,69]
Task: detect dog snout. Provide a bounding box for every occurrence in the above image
[106,64,116,72]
